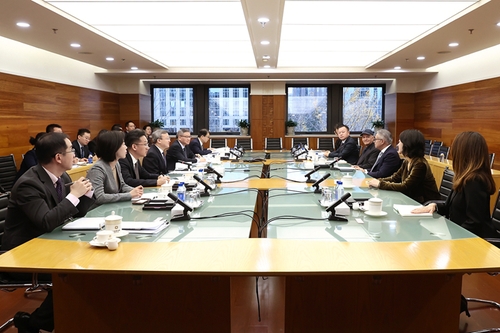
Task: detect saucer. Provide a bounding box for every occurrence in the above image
[187,200,204,209]
[342,184,356,189]
[364,210,388,217]
[112,230,129,237]
[318,200,334,208]
[90,238,121,247]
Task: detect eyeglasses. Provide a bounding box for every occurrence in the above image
[135,143,149,146]
[180,135,191,138]
[56,148,75,156]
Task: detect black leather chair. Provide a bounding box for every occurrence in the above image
[292,137,309,147]
[490,153,496,169]
[317,138,334,151]
[429,141,443,157]
[235,138,253,150]
[438,146,450,159]
[210,138,227,148]
[0,155,17,192]
[423,168,454,206]
[424,142,432,156]
[265,138,282,150]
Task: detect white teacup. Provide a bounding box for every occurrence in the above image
[94,230,114,244]
[105,211,122,234]
[158,183,173,199]
[342,175,353,187]
[106,238,119,251]
[366,198,383,213]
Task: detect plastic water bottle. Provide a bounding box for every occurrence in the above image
[336,180,344,200]
[88,154,93,164]
[177,182,186,201]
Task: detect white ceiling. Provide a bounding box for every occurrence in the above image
[1,0,500,81]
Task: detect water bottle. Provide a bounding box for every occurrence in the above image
[336,180,344,200]
[88,154,93,164]
[177,182,186,201]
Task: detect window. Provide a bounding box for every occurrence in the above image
[287,86,328,132]
[153,87,193,133]
[208,87,249,133]
[342,87,384,132]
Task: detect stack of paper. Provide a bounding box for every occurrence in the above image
[393,204,433,217]
[62,217,104,230]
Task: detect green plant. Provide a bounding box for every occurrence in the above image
[238,119,250,129]
[285,119,298,127]
[149,119,164,129]
[372,119,385,128]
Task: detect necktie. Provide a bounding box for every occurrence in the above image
[182,147,187,158]
[81,146,85,158]
[371,151,383,172]
[55,178,63,201]
[134,161,140,179]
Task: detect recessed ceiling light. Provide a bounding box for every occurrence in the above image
[394,66,401,70]
[263,65,271,69]
[260,40,270,45]
[262,55,270,59]
[70,43,81,48]
[449,42,459,47]
[131,67,138,70]
[258,17,269,27]
[417,56,425,60]
[497,22,500,27]
[263,59,268,62]
[16,22,30,28]
[106,57,114,61]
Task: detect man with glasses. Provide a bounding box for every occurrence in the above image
[366,129,401,178]
[353,128,379,172]
[166,128,206,171]
[119,129,169,187]
[143,129,171,175]
[72,128,92,161]
[189,128,213,156]
[323,124,359,164]
[2,132,94,333]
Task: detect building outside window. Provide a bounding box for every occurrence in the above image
[153,87,193,133]
[208,87,249,133]
[287,86,328,132]
[342,86,384,131]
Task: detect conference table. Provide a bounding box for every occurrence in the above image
[1,151,500,333]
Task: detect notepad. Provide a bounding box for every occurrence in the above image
[62,217,105,230]
[393,204,433,217]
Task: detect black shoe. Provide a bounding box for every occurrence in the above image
[13,311,39,333]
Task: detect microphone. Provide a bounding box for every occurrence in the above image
[229,149,241,160]
[328,157,340,169]
[312,173,330,193]
[179,160,193,170]
[206,165,222,183]
[304,166,321,183]
[326,192,351,222]
[167,193,193,221]
[193,174,212,196]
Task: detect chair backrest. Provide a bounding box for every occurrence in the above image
[439,168,454,201]
[236,138,253,150]
[491,189,500,234]
[438,146,450,159]
[490,153,496,169]
[0,155,17,192]
[0,192,9,247]
[292,138,309,147]
[424,142,431,156]
[429,142,442,157]
[210,138,227,148]
[265,138,282,150]
[424,139,432,146]
[317,138,334,151]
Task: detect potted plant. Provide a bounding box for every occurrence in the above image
[371,118,385,131]
[238,119,250,136]
[149,119,165,130]
[285,119,298,135]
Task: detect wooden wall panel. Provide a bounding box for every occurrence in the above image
[0,72,120,167]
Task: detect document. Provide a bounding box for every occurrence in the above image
[62,217,105,230]
[393,204,433,217]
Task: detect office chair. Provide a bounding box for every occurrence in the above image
[317,138,334,151]
[292,137,309,147]
[265,138,282,150]
[235,138,253,150]
[210,138,227,149]
[438,146,450,159]
[490,153,496,169]
[0,155,17,192]
[423,168,454,205]
[429,141,443,157]
[424,142,432,156]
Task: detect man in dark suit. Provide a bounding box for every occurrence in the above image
[189,128,213,155]
[324,124,359,164]
[166,128,206,171]
[367,129,402,178]
[72,128,92,161]
[119,129,169,187]
[143,129,171,175]
[353,129,379,171]
[2,132,95,333]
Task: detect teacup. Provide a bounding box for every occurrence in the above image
[94,230,114,244]
[106,238,119,251]
[342,175,353,187]
[105,211,122,234]
[366,198,383,214]
[158,183,173,199]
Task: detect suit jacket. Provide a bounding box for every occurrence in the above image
[72,140,91,159]
[143,145,168,175]
[2,165,95,251]
[378,157,441,204]
[87,159,134,206]
[166,140,197,171]
[367,145,402,178]
[188,138,211,155]
[436,178,497,238]
[118,153,159,187]
[356,143,379,170]
[328,136,359,164]
[15,148,38,182]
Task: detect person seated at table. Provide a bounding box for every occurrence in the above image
[352,129,379,171]
[15,132,44,182]
[362,129,401,178]
[143,129,171,175]
[189,128,213,155]
[143,124,153,146]
[72,128,92,162]
[323,124,359,164]
[2,132,95,333]
[87,130,143,205]
[111,123,123,131]
[412,131,497,237]
[367,129,440,204]
[166,128,206,171]
[45,123,63,133]
[118,129,169,187]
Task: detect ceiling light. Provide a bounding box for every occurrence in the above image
[449,42,459,47]
[263,59,268,62]
[258,17,269,27]
[70,43,81,48]
[131,67,138,70]
[263,65,271,69]
[394,66,401,70]
[16,22,30,28]
[106,57,114,61]
[262,55,271,59]
[497,22,500,27]
[260,40,270,45]
[417,56,425,60]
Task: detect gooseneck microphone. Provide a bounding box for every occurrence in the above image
[312,173,330,193]
[304,166,321,183]
[168,192,193,221]
[206,165,222,184]
[193,174,212,196]
[326,192,352,222]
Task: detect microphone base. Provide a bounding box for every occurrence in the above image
[170,213,191,221]
[306,178,316,184]
[215,179,221,184]
[200,191,210,197]
[328,214,348,222]
[314,187,322,194]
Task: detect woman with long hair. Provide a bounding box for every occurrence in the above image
[15,132,45,182]
[367,129,440,203]
[86,130,143,205]
[413,131,497,237]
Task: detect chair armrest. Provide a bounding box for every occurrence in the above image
[422,200,445,206]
